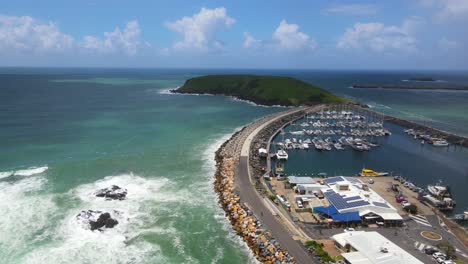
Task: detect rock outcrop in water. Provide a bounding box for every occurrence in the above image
[76,210,119,231]
[95,185,127,200]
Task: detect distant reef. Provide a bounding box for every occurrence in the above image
[172,74,356,107]
[352,84,468,90]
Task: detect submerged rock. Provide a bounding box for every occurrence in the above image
[76,210,119,231]
[95,185,127,200]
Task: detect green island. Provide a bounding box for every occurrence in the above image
[173,74,353,106]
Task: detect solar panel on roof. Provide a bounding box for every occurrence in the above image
[373,201,390,208]
[324,177,345,185]
[345,177,361,183]
[343,196,361,201]
[325,191,370,210]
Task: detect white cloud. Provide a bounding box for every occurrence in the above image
[437,0,468,20]
[337,17,423,52]
[0,15,73,53]
[418,0,468,21]
[323,4,379,15]
[165,7,235,52]
[243,32,261,48]
[80,20,141,55]
[272,20,316,51]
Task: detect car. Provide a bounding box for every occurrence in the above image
[424,247,437,254]
[437,257,447,263]
[442,260,454,264]
[297,200,303,208]
[368,179,374,184]
[344,228,355,232]
[433,252,447,259]
[401,201,411,207]
[376,221,385,226]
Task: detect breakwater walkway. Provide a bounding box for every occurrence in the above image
[214,106,319,264]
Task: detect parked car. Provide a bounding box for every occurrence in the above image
[424,247,437,254]
[297,200,303,208]
[344,228,355,232]
[442,260,454,264]
[433,252,447,259]
[368,179,374,184]
[401,201,411,207]
[437,257,447,263]
[376,221,385,226]
[396,196,406,203]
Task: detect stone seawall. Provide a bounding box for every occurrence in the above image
[213,124,295,263]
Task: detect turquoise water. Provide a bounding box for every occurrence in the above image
[0,68,467,263]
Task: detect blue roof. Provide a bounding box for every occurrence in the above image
[331,211,361,221]
[313,205,361,222]
[313,205,338,215]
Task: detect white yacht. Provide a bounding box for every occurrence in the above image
[433,140,449,147]
[276,149,288,160]
[334,142,344,150]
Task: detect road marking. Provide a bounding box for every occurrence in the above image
[409,214,432,227]
[456,248,468,258]
[414,241,427,251]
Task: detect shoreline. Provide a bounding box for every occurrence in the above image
[213,126,295,263]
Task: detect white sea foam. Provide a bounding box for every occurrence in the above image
[20,173,199,263]
[13,166,49,176]
[157,86,180,95]
[0,171,13,179]
[199,130,259,264]
[0,166,48,179]
[0,176,57,262]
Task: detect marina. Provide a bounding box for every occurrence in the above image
[273,106,391,153]
[268,112,468,216]
[241,105,468,263]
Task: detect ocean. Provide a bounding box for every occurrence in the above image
[0,68,467,263]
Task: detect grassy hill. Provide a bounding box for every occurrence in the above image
[174,75,352,106]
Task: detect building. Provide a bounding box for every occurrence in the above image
[313,176,402,223]
[332,231,423,264]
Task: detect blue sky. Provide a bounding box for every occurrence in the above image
[1,0,467,69]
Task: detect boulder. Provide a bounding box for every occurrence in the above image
[76,210,119,231]
[95,185,127,200]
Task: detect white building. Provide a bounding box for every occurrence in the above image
[315,176,402,223]
[332,231,423,264]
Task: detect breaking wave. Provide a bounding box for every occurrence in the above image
[0,166,49,179]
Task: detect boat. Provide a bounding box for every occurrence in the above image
[276,149,288,160]
[359,168,389,177]
[427,183,450,198]
[432,140,449,147]
[334,142,344,150]
[258,148,268,158]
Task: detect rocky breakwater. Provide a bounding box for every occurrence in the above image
[214,127,295,263]
[249,110,306,177]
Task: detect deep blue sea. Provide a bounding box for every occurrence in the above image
[0,68,467,263]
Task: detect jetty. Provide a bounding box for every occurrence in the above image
[214,106,321,263]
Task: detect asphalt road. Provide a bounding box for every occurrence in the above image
[237,157,313,264]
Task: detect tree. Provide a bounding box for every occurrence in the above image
[404,204,418,214]
[438,241,456,259]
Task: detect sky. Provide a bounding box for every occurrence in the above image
[0,0,467,69]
